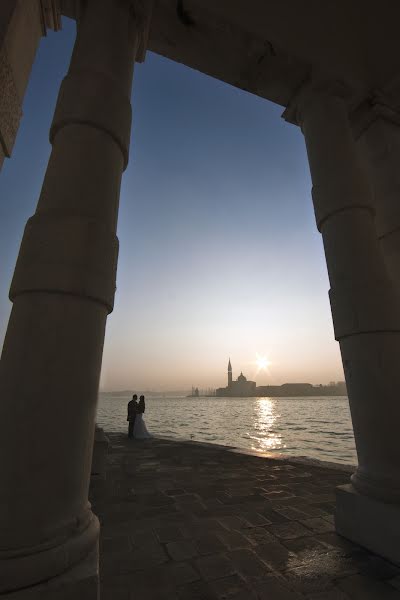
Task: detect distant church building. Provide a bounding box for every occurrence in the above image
[216,359,256,397]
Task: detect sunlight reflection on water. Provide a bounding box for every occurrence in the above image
[96,395,357,465]
[250,398,284,452]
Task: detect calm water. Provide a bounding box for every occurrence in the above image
[97,395,357,465]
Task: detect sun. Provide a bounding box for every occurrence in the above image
[255,354,271,371]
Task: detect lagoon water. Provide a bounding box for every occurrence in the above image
[97,394,356,465]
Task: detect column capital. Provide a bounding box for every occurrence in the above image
[51,0,151,169]
[129,0,155,62]
[39,0,62,34]
[287,80,374,232]
[351,96,400,140]
[74,0,154,63]
[282,79,352,127]
[353,71,400,138]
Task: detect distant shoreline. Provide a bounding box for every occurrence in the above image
[100,392,348,399]
[100,383,347,399]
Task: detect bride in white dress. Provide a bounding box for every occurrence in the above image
[134,395,152,439]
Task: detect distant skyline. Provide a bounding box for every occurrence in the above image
[0,18,344,391]
[98,358,346,394]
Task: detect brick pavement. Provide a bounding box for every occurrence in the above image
[90,434,400,599]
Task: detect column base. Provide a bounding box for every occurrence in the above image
[335,484,400,566]
[91,425,110,479]
[2,549,98,599]
[0,514,99,594]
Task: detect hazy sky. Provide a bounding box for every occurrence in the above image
[0,18,344,391]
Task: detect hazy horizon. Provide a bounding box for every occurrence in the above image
[100,378,346,394]
[0,18,345,391]
[99,360,346,393]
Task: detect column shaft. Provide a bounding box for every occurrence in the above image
[358,115,400,294]
[298,92,400,500]
[0,0,137,593]
[294,89,400,564]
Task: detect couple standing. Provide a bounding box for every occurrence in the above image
[127,394,151,439]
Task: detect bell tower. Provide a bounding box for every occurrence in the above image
[228,358,232,386]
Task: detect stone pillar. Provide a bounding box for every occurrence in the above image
[284,88,400,565]
[0,0,56,172]
[0,0,142,595]
[356,106,400,294]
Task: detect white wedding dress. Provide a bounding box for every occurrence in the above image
[133,413,152,439]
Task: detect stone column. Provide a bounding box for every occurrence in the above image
[0,0,141,595]
[0,1,61,172]
[285,88,400,565]
[356,106,400,295]
[0,0,43,171]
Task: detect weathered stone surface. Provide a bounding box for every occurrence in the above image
[305,589,351,599]
[177,579,217,599]
[163,562,201,585]
[255,539,292,569]
[336,484,400,566]
[216,529,253,549]
[389,577,400,592]
[101,534,131,554]
[156,524,186,543]
[167,541,199,561]
[228,548,271,578]
[0,44,22,157]
[210,574,257,599]
[194,534,228,556]
[337,574,400,599]
[88,435,400,599]
[300,517,335,534]
[268,521,312,540]
[250,576,304,599]
[195,554,236,581]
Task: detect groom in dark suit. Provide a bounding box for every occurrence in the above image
[127,394,138,438]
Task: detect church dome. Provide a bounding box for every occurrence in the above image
[237,371,247,382]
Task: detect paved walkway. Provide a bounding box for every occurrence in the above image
[90,434,400,599]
